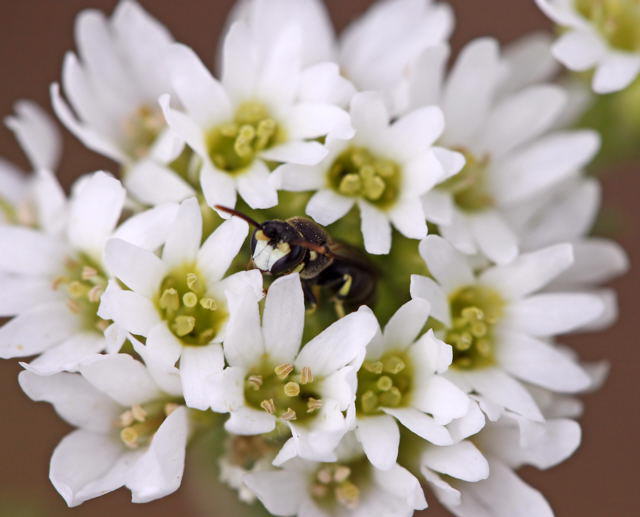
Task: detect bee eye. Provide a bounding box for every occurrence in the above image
[270,245,306,275]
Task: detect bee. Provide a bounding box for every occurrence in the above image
[215,205,378,316]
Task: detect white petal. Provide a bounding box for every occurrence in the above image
[79,354,162,406]
[422,190,454,226]
[125,160,195,205]
[158,94,207,156]
[6,100,62,171]
[383,298,431,349]
[287,102,354,140]
[0,274,61,317]
[448,400,486,441]
[0,302,78,359]
[479,85,566,158]
[236,160,278,209]
[372,464,428,511]
[418,235,474,293]
[382,407,452,446]
[462,368,543,421]
[18,370,120,432]
[200,161,237,209]
[410,274,451,326]
[244,470,306,516]
[295,307,378,377]
[559,238,629,287]
[263,273,305,364]
[441,38,502,144]
[389,199,428,240]
[349,92,390,146]
[408,44,450,109]
[409,329,453,374]
[479,243,574,299]
[468,210,519,265]
[111,202,180,252]
[421,441,489,482]
[356,414,399,470]
[225,406,276,435]
[260,141,328,166]
[167,44,231,126]
[180,344,224,410]
[257,24,302,106]
[197,216,249,282]
[552,29,606,71]
[506,292,604,336]
[412,375,469,425]
[275,163,325,192]
[359,201,391,255]
[497,331,591,392]
[0,226,67,276]
[433,146,466,180]
[67,172,125,258]
[389,105,444,159]
[127,406,189,503]
[101,289,160,335]
[439,211,478,255]
[298,62,354,106]
[307,190,354,226]
[593,52,640,94]
[25,333,106,375]
[105,239,167,297]
[50,430,127,507]
[221,21,259,100]
[162,197,202,268]
[145,323,183,368]
[223,289,264,368]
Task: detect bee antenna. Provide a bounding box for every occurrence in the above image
[214,205,263,229]
[291,240,336,259]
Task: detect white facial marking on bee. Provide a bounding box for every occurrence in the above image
[253,240,291,271]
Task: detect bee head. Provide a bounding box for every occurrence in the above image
[250,221,307,275]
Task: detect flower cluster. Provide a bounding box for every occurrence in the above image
[1,1,631,516]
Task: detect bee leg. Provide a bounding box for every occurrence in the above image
[333,299,346,319]
[302,280,318,313]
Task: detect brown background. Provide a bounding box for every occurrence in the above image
[0,1,638,516]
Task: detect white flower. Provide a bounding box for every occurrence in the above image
[159,20,353,211]
[0,171,177,374]
[407,37,600,264]
[101,197,261,410]
[51,0,180,164]
[244,434,427,517]
[19,353,189,506]
[340,0,454,115]
[279,91,459,254]
[1,100,64,230]
[211,272,378,463]
[410,235,604,421]
[353,299,470,470]
[536,0,640,94]
[428,397,581,517]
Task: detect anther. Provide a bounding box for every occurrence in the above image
[307,398,323,413]
[87,285,104,303]
[363,361,384,374]
[334,466,351,483]
[199,297,217,310]
[120,427,139,449]
[164,403,179,416]
[173,315,196,337]
[260,399,276,415]
[339,174,362,196]
[317,468,333,484]
[159,288,180,312]
[376,376,393,392]
[247,375,263,390]
[119,410,134,427]
[336,482,360,509]
[379,386,402,407]
[280,408,297,421]
[186,273,199,290]
[284,382,301,397]
[183,292,198,308]
[81,266,98,280]
[66,299,81,314]
[131,404,147,422]
[274,363,294,380]
[383,355,406,374]
[361,390,379,413]
[67,281,87,299]
[300,367,314,385]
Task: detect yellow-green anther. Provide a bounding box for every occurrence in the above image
[234,125,257,157]
[383,355,406,374]
[363,361,384,374]
[219,122,238,137]
[212,154,227,169]
[376,161,395,178]
[336,482,360,510]
[456,337,472,351]
[186,273,199,290]
[363,175,386,201]
[260,398,276,415]
[376,375,393,392]
[173,315,196,337]
[280,408,297,421]
[274,363,294,379]
[199,297,217,310]
[81,266,98,280]
[339,174,362,196]
[307,397,323,413]
[120,427,139,449]
[284,381,301,397]
[182,292,198,308]
[300,367,314,384]
[471,321,488,337]
[159,288,180,312]
[256,119,276,149]
[379,386,403,407]
[87,285,104,303]
[477,339,492,357]
[462,306,484,321]
[247,375,263,390]
[334,466,351,483]
[359,164,376,180]
[361,390,379,413]
[67,281,88,299]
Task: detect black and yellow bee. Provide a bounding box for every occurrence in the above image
[216,206,378,316]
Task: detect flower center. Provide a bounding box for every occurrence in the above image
[244,362,322,423]
[207,102,284,174]
[328,146,401,209]
[575,0,640,52]
[356,352,413,415]
[122,104,165,159]
[438,150,493,212]
[52,255,110,333]
[446,286,504,370]
[155,265,227,346]
[310,459,370,511]
[118,401,180,449]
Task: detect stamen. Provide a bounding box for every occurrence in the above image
[284,381,301,397]
[334,466,351,483]
[300,367,314,385]
[363,361,384,374]
[376,376,393,392]
[260,399,276,415]
[173,315,196,337]
[274,363,294,380]
[81,266,98,280]
[335,482,360,509]
[280,408,297,421]
[87,285,104,303]
[199,297,217,310]
[382,355,406,374]
[164,403,179,416]
[247,375,263,390]
[159,288,180,312]
[182,292,198,308]
[120,427,139,449]
[307,398,323,413]
[186,273,199,290]
[131,404,147,422]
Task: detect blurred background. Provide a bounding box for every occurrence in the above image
[0,1,638,516]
